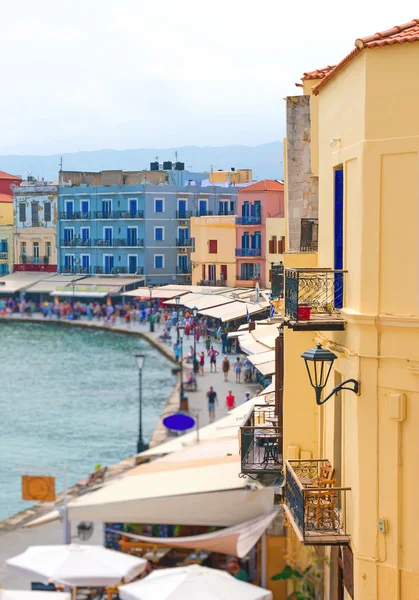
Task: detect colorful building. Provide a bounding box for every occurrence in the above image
[274,17,419,600]
[209,168,252,185]
[13,184,58,272]
[235,180,284,287]
[190,215,236,286]
[0,170,21,226]
[0,225,13,275]
[57,175,238,284]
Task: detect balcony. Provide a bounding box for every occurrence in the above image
[300,241,318,252]
[236,216,262,226]
[240,405,282,475]
[176,210,193,219]
[235,248,262,257]
[0,252,8,260]
[196,210,214,217]
[176,266,191,275]
[19,255,43,264]
[284,460,351,546]
[217,210,235,216]
[61,239,92,248]
[285,268,347,331]
[235,274,260,281]
[60,266,145,275]
[59,211,92,220]
[93,238,144,248]
[94,210,144,219]
[198,279,226,287]
[176,238,194,248]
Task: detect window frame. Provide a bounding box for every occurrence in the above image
[154,198,165,213]
[209,239,218,254]
[44,202,52,223]
[154,226,165,241]
[154,254,165,269]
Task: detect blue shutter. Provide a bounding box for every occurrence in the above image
[334,169,344,308]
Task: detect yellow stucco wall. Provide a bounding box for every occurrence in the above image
[0,202,13,226]
[190,215,236,286]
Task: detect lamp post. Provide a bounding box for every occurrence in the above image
[192,306,198,374]
[135,354,148,453]
[148,284,154,332]
[175,296,181,343]
[178,325,185,404]
[301,343,360,405]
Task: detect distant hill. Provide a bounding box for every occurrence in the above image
[0,142,283,183]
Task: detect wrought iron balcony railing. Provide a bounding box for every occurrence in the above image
[60,266,145,275]
[198,279,226,287]
[285,268,347,321]
[196,210,214,217]
[61,239,92,247]
[240,405,282,475]
[235,248,262,257]
[284,460,351,545]
[236,216,262,226]
[94,210,144,219]
[235,274,261,281]
[176,266,191,275]
[59,212,92,220]
[175,210,192,219]
[93,238,144,247]
[176,238,194,247]
[19,255,43,264]
[217,210,235,216]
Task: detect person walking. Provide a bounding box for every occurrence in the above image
[207,386,218,423]
[234,357,243,383]
[222,356,230,382]
[209,346,219,372]
[205,336,212,353]
[221,329,228,354]
[199,351,205,375]
[225,390,236,411]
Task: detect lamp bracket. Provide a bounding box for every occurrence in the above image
[316,378,360,406]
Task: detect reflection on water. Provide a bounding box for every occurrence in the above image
[0,322,174,521]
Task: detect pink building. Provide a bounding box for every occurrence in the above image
[235,180,284,287]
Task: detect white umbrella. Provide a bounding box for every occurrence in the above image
[6,544,147,587]
[119,564,273,600]
[0,592,71,600]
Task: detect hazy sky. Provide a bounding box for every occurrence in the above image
[1,1,417,154]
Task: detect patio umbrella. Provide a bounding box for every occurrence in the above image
[6,544,147,587]
[119,564,273,600]
[0,592,71,600]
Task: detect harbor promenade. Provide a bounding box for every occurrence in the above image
[0,314,261,589]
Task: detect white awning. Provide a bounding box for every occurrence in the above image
[184,295,235,311]
[109,511,279,558]
[199,302,267,322]
[0,592,71,600]
[123,288,189,299]
[254,361,276,376]
[238,334,270,355]
[164,293,204,306]
[50,291,109,298]
[247,350,275,366]
[67,462,274,526]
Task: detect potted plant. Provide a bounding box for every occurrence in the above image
[43,255,49,265]
[297,303,312,320]
[21,253,26,263]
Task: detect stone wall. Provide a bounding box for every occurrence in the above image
[286,95,318,251]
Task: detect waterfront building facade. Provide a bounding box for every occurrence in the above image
[235,180,284,287]
[190,215,236,286]
[0,225,13,275]
[13,184,58,272]
[273,18,419,600]
[0,170,21,226]
[57,178,237,285]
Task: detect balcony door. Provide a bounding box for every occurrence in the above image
[208,264,216,282]
[177,198,187,218]
[128,255,138,274]
[199,200,208,216]
[65,201,74,218]
[334,169,344,308]
[81,255,90,271]
[102,199,111,217]
[81,227,90,244]
[129,199,137,218]
[104,255,114,274]
[127,227,137,246]
[104,227,113,246]
[64,228,74,244]
[64,255,75,270]
[178,227,188,242]
[178,255,188,273]
[81,200,89,215]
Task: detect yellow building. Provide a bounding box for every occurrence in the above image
[278,18,419,600]
[209,168,252,185]
[190,215,236,286]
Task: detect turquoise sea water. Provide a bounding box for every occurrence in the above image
[0,322,175,521]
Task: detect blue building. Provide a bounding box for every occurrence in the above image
[57,180,238,285]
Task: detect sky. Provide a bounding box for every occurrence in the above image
[1,0,418,154]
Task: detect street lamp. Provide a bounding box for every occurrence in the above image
[178,325,185,403]
[148,284,154,332]
[192,306,198,374]
[148,284,153,301]
[175,296,181,343]
[301,343,360,405]
[135,354,148,453]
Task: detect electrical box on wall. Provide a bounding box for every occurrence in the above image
[389,393,406,422]
[378,518,388,533]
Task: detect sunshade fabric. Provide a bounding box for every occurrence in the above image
[253,361,276,376]
[247,350,275,366]
[0,592,71,600]
[119,565,273,600]
[109,511,278,558]
[200,302,267,322]
[6,545,146,587]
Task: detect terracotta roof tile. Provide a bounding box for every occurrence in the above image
[239,180,284,193]
[0,170,21,180]
[0,193,13,203]
[313,18,419,95]
[301,65,336,80]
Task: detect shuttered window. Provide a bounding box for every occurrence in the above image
[19,203,26,222]
[44,202,51,222]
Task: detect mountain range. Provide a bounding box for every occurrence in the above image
[0,142,283,183]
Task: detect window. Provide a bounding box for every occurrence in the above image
[44,202,51,222]
[209,240,217,254]
[19,203,26,222]
[154,198,164,213]
[0,239,8,253]
[199,199,208,216]
[300,218,318,251]
[21,242,26,256]
[81,254,90,270]
[220,265,227,282]
[269,236,277,254]
[154,227,164,241]
[81,227,90,243]
[202,264,206,281]
[154,254,164,269]
[33,242,39,259]
[46,242,52,258]
[31,202,39,226]
[127,227,138,246]
[81,200,89,215]
[208,264,216,281]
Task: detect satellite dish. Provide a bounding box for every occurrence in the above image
[77,521,94,541]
